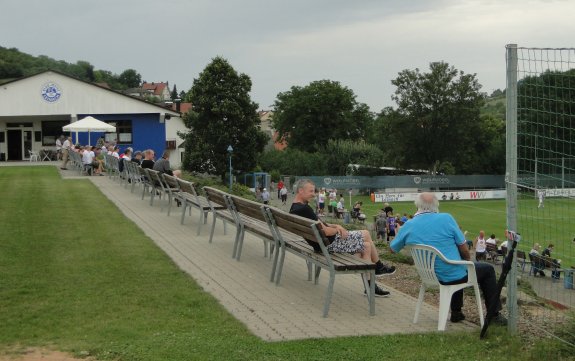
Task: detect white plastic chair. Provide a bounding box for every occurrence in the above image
[28,150,40,162]
[410,244,484,331]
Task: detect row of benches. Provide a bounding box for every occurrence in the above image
[101,158,377,317]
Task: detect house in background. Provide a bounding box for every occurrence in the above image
[141,81,171,101]
[258,110,286,151]
[0,70,187,166]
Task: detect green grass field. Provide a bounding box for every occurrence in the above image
[1,167,569,360]
[346,195,575,267]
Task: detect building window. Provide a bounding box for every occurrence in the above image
[106,120,132,144]
[41,121,69,146]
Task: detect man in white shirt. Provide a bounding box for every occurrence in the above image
[261,188,270,205]
[537,189,545,208]
[60,136,72,170]
[81,146,95,175]
[55,135,63,160]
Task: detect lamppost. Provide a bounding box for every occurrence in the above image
[227,145,233,191]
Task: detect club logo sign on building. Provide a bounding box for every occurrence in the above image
[41,82,62,103]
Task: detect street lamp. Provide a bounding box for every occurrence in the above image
[227,145,233,191]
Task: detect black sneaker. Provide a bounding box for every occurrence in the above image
[375,264,396,277]
[364,284,391,298]
[450,311,466,323]
[492,313,508,326]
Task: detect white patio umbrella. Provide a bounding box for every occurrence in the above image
[62,116,116,145]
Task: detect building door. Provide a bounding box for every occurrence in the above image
[7,129,32,160]
[7,130,22,160]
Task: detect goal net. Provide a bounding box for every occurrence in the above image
[507,45,575,346]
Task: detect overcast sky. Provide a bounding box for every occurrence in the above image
[2,0,574,112]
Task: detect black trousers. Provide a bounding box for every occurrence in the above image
[440,262,501,313]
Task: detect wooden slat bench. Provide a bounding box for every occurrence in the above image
[176,179,212,235]
[485,243,502,264]
[227,194,274,261]
[263,206,376,317]
[145,169,169,208]
[162,174,183,216]
[202,187,236,244]
[529,253,564,281]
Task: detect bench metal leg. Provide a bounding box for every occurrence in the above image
[196,210,204,236]
[166,196,173,216]
[270,241,280,282]
[322,272,336,317]
[180,203,188,224]
[232,226,244,259]
[314,265,321,284]
[366,272,375,316]
[208,215,218,243]
[235,228,246,261]
[275,247,287,285]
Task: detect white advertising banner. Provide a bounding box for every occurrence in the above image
[544,188,575,197]
[374,189,507,203]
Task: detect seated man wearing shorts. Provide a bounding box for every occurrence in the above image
[290,179,396,297]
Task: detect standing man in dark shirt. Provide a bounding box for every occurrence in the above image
[140,149,155,169]
[290,179,396,297]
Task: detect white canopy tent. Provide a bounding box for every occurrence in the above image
[62,116,116,145]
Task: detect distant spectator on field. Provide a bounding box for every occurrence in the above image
[261,188,270,205]
[383,202,393,217]
[400,213,408,223]
[280,186,288,205]
[386,210,397,243]
[277,180,284,199]
[529,243,546,277]
[475,230,487,261]
[498,238,509,255]
[486,234,497,246]
[376,213,387,241]
[542,243,561,279]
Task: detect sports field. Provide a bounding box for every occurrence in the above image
[348,195,575,267]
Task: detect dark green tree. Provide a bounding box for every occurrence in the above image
[322,139,384,175]
[259,149,327,176]
[272,80,373,153]
[517,69,575,177]
[181,57,268,180]
[171,84,178,100]
[384,62,486,173]
[118,69,142,89]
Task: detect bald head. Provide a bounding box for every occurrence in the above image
[415,192,439,213]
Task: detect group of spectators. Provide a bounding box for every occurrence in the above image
[288,179,508,326]
[473,231,509,261]
[58,135,180,178]
[375,205,411,244]
[529,242,561,279]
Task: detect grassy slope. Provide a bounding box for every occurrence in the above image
[0,167,562,360]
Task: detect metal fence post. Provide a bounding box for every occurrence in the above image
[505,43,518,334]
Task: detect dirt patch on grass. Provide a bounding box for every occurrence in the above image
[0,348,90,361]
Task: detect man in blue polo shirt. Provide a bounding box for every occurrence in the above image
[390,192,506,325]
